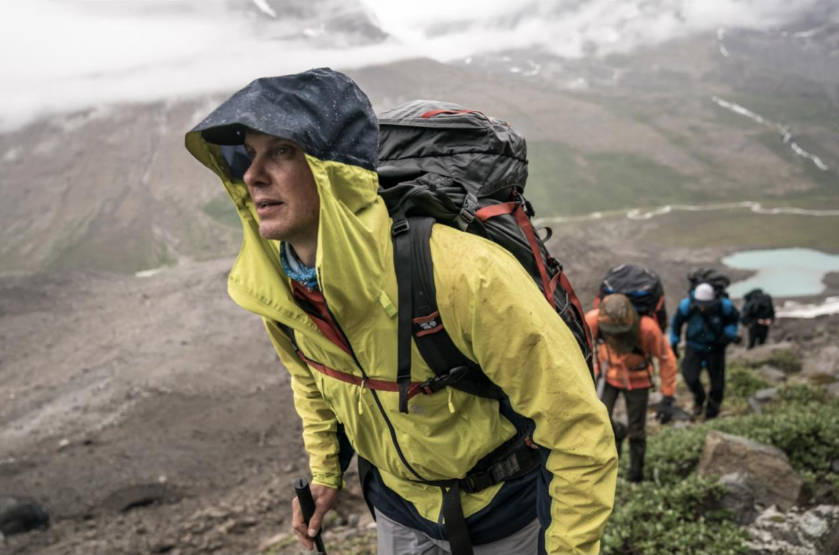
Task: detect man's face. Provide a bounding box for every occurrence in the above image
[242,131,320,243]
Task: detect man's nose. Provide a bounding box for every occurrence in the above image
[243,157,269,188]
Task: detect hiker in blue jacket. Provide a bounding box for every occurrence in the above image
[670,283,740,420]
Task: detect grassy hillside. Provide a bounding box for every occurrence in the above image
[526,142,704,217]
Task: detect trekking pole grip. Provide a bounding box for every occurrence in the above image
[294,478,327,555]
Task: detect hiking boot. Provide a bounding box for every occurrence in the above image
[691,403,704,418]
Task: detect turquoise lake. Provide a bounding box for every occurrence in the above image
[722,248,839,298]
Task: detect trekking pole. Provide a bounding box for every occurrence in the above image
[294,478,328,555]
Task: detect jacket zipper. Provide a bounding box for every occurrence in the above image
[319,289,428,483]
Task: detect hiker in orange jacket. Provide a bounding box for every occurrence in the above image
[586,294,677,482]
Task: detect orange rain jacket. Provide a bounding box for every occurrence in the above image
[585,311,677,396]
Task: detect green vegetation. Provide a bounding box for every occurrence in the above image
[604,379,839,554]
[203,193,242,228]
[603,477,749,555]
[526,142,704,217]
[724,365,771,412]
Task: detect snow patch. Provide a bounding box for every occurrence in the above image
[792,27,821,38]
[719,44,730,57]
[1,147,21,163]
[565,77,589,90]
[712,96,831,172]
[251,0,277,18]
[778,297,839,318]
[135,267,167,279]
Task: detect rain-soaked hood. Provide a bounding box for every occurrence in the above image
[184,68,389,332]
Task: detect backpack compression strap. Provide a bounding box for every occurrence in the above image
[475,192,594,369]
[392,210,414,413]
[404,217,506,400]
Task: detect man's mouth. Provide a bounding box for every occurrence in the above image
[256,200,283,210]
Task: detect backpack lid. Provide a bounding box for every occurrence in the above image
[601,264,662,298]
[688,268,730,295]
[377,100,528,200]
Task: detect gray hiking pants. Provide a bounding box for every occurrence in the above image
[375,509,540,555]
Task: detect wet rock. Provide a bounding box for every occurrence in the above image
[697,431,805,511]
[718,473,759,525]
[103,484,168,512]
[730,342,798,367]
[0,496,49,536]
[802,345,839,378]
[755,365,786,384]
[748,387,778,414]
[747,505,839,555]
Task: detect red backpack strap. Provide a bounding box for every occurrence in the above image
[420,109,484,119]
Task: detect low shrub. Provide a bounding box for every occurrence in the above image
[605,383,839,554]
[765,349,802,373]
[645,384,839,481]
[725,365,771,400]
[602,476,749,555]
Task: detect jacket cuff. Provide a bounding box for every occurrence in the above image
[311,471,344,490]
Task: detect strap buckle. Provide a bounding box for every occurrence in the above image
[455,193,479,231]
[460,435,542,494]
[392,216,410,236]
[461,470,494,494]
[419,366,469,395]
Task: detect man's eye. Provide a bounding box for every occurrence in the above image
[272,145,293,159]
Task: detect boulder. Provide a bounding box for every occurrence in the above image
[0,496,49,536]
[748,387,778,414]
[697,431,805,511]
[802,345,839,379]
[827,382,839,399]
[718,473,759,525]
[755,365,787,384]
[747,505,839,555]
[730,341,799,367]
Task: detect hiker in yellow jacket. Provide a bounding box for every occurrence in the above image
[586,294,678,482]
[185,68,616,555]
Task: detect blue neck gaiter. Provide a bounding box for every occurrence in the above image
[280,242,319,291]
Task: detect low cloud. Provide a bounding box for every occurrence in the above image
[0,0,831,132]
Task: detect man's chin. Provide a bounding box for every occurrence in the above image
[258,224,287,242]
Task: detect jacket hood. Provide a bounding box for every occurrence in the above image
[184,68,389,332]
[190,68,378,171]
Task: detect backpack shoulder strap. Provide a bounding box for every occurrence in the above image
[403,217,505,400]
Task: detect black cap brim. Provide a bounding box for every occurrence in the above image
[201,124,250,146]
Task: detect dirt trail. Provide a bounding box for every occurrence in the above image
[1,234,836,554]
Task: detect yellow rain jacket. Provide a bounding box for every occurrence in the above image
[185,68,616,554]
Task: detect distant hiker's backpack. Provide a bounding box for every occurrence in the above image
[376,100,593,413]
[595,264,667,331]
[688,268,730,299]
[743,288,774,323]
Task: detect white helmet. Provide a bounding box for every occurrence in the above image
[694,283,715,303]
